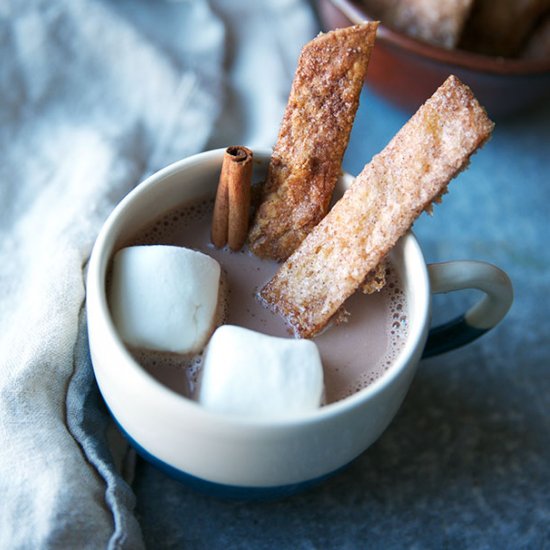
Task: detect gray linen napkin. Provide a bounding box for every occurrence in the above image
[0,0,316,547]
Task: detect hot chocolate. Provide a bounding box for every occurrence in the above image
[126,198,408,405]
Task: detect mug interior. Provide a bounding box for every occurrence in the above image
[88,148,431,425]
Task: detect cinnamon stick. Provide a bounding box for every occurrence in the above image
[211,146,253,251]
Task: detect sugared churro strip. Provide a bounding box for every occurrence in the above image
[522,13,550,59]
[460,0,550,57]
[260,76,494,338]
[364,0,475,48]
[248,23,378,261]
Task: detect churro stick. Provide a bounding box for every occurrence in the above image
[364,0,475,48]
[522,14,550,59]
[248,23,378,261]
[460,0,550,57]
[260,76,494,338]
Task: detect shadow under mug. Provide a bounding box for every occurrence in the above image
[86,148,513,499]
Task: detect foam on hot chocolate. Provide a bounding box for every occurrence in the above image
[128,199,408,405]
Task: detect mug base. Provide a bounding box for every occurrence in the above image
[115,421,347,501]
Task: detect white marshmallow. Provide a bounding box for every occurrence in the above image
[108,245,221,354]
[198,325,324,418]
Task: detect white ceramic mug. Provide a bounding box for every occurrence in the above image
[86,149,513,498]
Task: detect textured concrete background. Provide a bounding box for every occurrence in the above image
[133,89,550,548]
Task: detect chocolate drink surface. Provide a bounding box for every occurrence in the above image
[127,199,408,405]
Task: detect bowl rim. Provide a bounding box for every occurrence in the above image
[327,0,550,75]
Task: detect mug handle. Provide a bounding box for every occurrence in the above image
[422,261,513,358]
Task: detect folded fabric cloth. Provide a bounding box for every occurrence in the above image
[0,0,316,547]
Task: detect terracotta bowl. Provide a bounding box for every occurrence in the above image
[318,0,550,118]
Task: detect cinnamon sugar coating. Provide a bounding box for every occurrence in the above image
[248,23,378,261]
[522,14,550,59]
[460,0,550,57]
[260,76,494,338]
[364,0,474,48]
